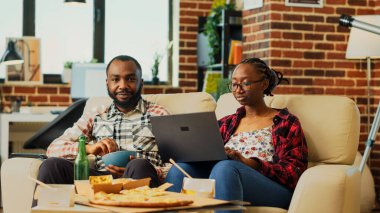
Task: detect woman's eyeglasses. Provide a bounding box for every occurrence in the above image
[227,78,265,92]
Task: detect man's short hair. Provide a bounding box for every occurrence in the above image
[106,55,142,78]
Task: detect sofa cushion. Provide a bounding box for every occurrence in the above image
[143,92,216,114]
[84,92,216,115]
[216,93,360,165]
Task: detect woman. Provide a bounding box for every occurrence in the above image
[165,58,308,209]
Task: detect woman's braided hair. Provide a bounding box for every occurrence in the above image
[240,58,289,96]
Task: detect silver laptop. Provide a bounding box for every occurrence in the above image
[150,112,228,163]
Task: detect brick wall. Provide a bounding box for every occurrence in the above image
[0,83,194,109]
[179,0,212,92]
[243,0,380,195]
[1,84,72,109]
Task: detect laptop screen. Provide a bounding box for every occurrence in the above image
[151,112,227,163]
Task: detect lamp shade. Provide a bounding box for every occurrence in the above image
[0,40,24,65]
[346,15,380,59]
[64,0,86,4]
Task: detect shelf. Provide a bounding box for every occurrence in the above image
[220,10,242,78]
[207,64,222,69]
[217,23,242,27]
[197,9,242,91]
[206,64,237,70]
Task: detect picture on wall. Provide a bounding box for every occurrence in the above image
[5,36,41,84]
[203,71,222,98]
[285,0,323,8]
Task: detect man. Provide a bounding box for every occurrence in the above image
[38,55,169,187]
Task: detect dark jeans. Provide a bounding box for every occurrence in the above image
[37,157,160,187]
[166,160,293,209]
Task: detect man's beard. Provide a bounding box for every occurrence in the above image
[107,85,142,110]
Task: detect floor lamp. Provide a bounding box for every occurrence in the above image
[345,15,380,173]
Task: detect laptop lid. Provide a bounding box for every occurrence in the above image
[151,112,227,163]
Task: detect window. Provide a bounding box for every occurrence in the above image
[35,0,94,74]
[0,0,176,84]
[0,0,23,79]
[105,0,171,82]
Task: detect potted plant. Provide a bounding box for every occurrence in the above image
[63,61,73,83]
[151,53,162,85]
[204,0,235,64]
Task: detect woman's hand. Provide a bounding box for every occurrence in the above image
[86,138,118,156]
[225,147,246,162]
[225,147,260,169]
[105,165,125,178]
[225,147,240,160]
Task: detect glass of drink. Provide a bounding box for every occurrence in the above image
[181,177,215,198]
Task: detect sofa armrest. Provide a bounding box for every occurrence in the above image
[353,152,376,213]
[1,158,43,213]
[288,165,360,213]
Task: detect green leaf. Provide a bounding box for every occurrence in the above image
[203,3,235,64]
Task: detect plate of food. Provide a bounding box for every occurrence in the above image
[89,186,194,208]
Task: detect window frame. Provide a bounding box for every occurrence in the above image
[285,0,323,8]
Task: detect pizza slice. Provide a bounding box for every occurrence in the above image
[90,189,194,207]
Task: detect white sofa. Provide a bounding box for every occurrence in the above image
[1,92,372,213]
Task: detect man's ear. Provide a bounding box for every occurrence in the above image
[139,79,144,91]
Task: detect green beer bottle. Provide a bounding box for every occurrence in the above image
[74,135,90,180]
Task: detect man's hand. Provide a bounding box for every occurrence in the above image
[106,165,125,178]
[86,138,118,156]
[225,147,259,169]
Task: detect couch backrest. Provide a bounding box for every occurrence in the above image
[84,92,216,115]
[215,93,360,165]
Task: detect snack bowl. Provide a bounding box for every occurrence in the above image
[181,177,215,198]
[102,150,136,168]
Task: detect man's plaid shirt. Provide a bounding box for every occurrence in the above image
[218,107,308,189]
[47,98,169,176]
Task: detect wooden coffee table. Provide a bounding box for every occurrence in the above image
[31,193,246,212]
[31,203,246,213]
[31,204,110,213]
